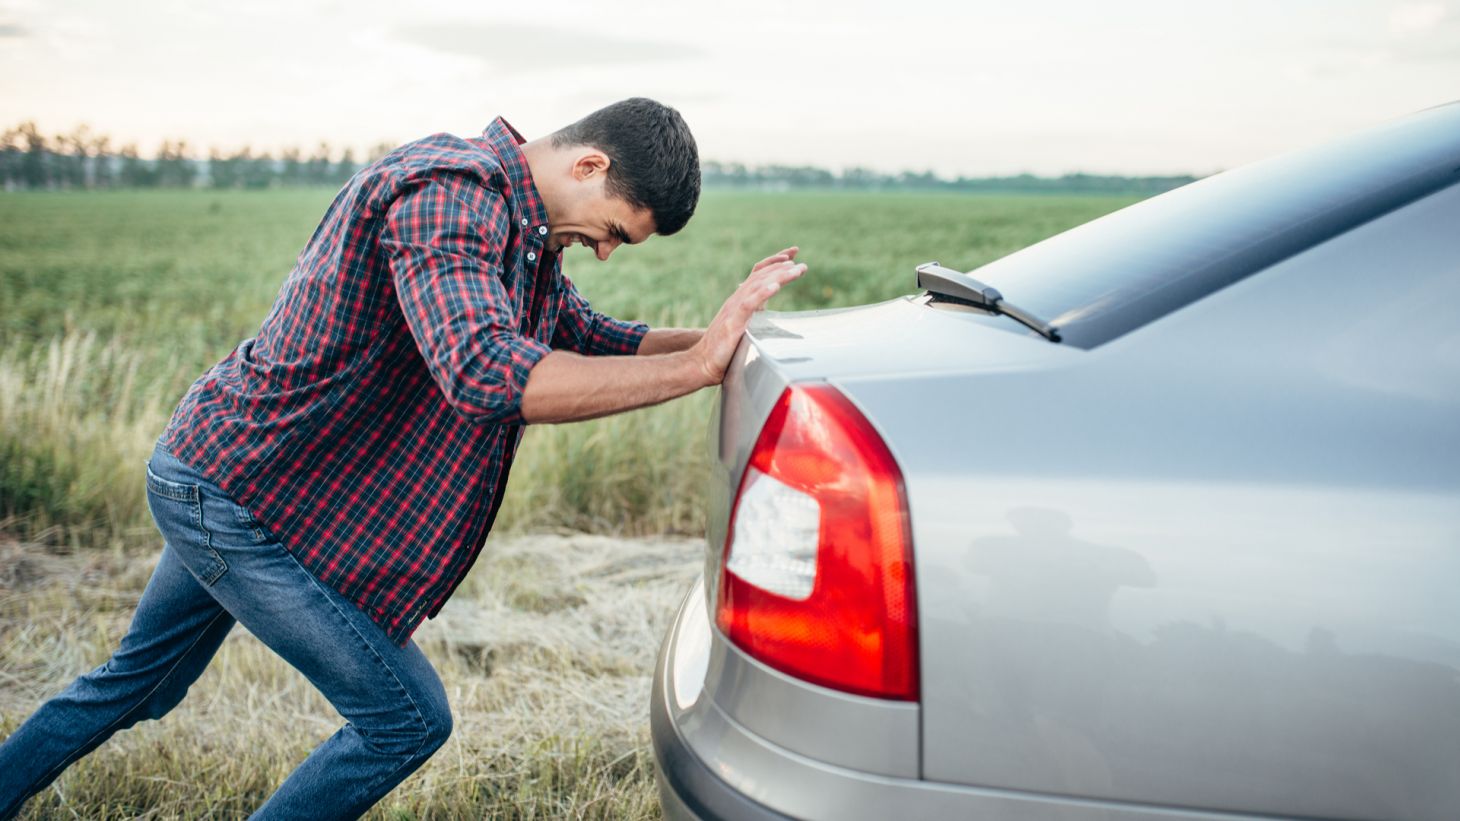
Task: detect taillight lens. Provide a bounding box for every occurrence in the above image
[716,383,918,701]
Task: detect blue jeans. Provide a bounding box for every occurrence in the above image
[0,443,452,820]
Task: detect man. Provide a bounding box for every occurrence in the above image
[0,97,805,819]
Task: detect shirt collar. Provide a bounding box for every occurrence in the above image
[479,116,550,233]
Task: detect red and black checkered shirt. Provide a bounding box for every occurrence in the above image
[161,117,647,645]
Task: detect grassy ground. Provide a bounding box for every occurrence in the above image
[0,188,1139,545]
[1,532,701,818]
[0,186,1141,816]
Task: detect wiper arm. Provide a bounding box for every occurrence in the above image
[916,261,1062,343]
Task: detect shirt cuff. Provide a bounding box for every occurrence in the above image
[589,318,650,357]
[461,333,553,425]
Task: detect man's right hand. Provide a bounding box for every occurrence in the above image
[691,247,806,386]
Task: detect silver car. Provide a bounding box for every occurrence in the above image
[651,102,1460,821]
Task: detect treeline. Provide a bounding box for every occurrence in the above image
[0,122,1201,195]
[703,161,1199,195]
[0,122,394,191]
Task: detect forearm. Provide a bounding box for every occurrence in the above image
[523,247,804,423]
[519,349,710,424]
[635,327,704,356]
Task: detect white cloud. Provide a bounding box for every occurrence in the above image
[0,0,1455,175]
[1390,2,1448,35]
[392,22,705,70]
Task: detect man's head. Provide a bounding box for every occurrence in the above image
[523,97,700,260]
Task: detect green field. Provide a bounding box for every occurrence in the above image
[0,188,1139,818]
[0,187,1137,546]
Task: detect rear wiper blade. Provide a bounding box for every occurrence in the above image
[916,261,1061,342]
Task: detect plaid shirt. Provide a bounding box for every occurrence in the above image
[161,117,648,645]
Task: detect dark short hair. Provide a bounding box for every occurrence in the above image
[552,97,700,236]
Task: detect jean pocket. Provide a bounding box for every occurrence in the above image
[145,462,229,586]
[145,461,199,502]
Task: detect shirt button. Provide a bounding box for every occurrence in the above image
[527,252,537,261]
[520,217,529,227]
[537,226,548,235]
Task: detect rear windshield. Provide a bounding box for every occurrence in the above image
[968,103,1460,349]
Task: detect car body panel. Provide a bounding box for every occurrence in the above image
[703,634,921,778]
[656,579,1292,821]
[844,182,1460,819]
[707,298,1084,590]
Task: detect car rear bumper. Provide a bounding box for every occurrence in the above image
[651,661,791,821]
[651,575,1300,821]
[650,575,788,821]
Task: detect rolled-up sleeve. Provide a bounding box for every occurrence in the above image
[382,178,551,425]
[550,274,649,356]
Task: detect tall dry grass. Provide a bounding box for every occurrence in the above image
[1,532,700,818]
[0,326,715,547]
[0,333,172,548]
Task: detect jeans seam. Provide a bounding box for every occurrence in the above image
[148,458,229,583]
[272,546,437,786]
[177,487,229,586]
[23,608,231,800]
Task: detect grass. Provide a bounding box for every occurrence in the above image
[0,187,1139,545]
[0,186,1144,816]
[1,532,701,818]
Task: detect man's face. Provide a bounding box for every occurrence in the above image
[545,153,658,261]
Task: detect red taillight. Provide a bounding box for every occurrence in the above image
[715,383,918,701]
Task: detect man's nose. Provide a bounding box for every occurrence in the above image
[597,241,617,261]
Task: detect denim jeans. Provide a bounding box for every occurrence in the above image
[0,443,452,820]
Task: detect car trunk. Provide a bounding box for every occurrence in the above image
[825,260,1460,819]
[716,271,1460,818]
[707,296,1081,593]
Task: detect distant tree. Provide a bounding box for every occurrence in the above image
[155,140,172,185]
[18,122,49,189]
[306,142,331,185]
[841,167,883,189]
[702,160,739,187]
[796,166,834,187]
[0,126,23,190]
[366,141,397,163]
[118,143,153,187]
[334,147,357,183]
[898,170,939,189]
[156,140,194,188]
[208,146,231,188]
[230,147,253,189]
[90,133,113,188]
[178,140,199,187]
[0,119,1202,194]
[242,148,274,189]
[280,146,303,186]
[55,125,92,188]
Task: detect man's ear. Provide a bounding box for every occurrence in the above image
[571,149,611,182]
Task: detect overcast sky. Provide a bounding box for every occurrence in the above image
[1,0,1456,175]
